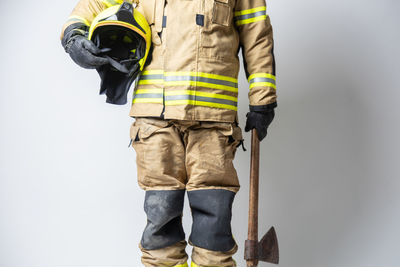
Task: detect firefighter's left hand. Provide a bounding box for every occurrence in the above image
[245,109,275,141]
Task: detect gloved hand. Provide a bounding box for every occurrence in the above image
[64,35,109,69]
[245,103,277,141]
[61,23,108,69]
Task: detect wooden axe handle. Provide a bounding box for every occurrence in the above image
[246,129,260,267]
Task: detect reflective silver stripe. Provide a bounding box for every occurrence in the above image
[234,10,266,21]
[249,77,276,85]
[165,95,237,107]
[140,74,164,80]
[164,76,238,88]
[133,93,163,99]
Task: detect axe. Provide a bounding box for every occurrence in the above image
[244,129,279,266]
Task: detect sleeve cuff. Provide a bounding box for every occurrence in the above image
[249,102,277,112]
[61,23,89,50]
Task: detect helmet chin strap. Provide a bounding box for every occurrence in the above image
[97,47,139,75]
[104,55,140,76]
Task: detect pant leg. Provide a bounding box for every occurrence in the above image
[139,240,189,267]
[130,117,189,266]
[184,121,243,267]
[189,243,238,267]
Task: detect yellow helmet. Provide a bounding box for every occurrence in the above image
[88,1,152,105]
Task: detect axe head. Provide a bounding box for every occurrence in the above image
[259,226,279,264]
[244,227,279,265]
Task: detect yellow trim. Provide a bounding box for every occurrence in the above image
[91,20,146,40]
[67,15,90,26]
[135,89,163,94]
[165,90,238,102]
[138,70,238,92]
[174,263,188,267]
[164,81,238,93]
[249,82,277,90]
[137,80,237,93]
[142,70,164,75]
[138,79,164,85]
[165,100,237,111]
[248,73,276,81]
[132,98,163,104]
[235,15,267,26]
[190,262,199,267]
[234,6,266,16]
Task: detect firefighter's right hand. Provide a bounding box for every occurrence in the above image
[65,35,109,69]
[245,109,275,142]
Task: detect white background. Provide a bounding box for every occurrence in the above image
[1,0,400,266]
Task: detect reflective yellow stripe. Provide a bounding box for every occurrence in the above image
[165,100,237,111]
[248,73,276,90]
[165,90,237,102]
[234,6,267,26]
[248,73,276,81]
[132,98,163,103]
[190,262,199,267]
[67,15,90,26]
[234,6,266,16]
[164,81,237,93]
[135,89,163,94]
[174,263,188,267]
[235,15,267,26]
[138,79,164,85]
[142,70,164,75]
[138,70,238,93]
[249,82,276,90]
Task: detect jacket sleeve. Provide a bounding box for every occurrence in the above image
[60,0,122,40]
[234,0,277,109]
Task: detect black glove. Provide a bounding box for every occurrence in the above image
[245,103,277,141]
[61,23,109,69]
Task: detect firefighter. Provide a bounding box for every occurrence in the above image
[60,0,276,266]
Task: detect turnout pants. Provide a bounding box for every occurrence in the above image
[129,117,243,267]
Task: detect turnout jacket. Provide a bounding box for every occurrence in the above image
[61,0,277,123]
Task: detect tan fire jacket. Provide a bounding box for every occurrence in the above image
[61,0,277,123]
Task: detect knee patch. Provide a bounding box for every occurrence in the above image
[141,190,185,250]
[187,189,236,251]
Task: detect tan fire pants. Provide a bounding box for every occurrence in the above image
[129,117,243,267]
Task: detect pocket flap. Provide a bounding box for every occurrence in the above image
[139,124,161,139]
[212,1,232,26]
[135,118,170,139]
[130,123,140,141]
[232,125,243,142]
[154,0,165,33]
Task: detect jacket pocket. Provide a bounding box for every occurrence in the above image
[227,123,243,148]
[212,0,232,26]
[129,118,169,151]
[204,121,243,149]
[217,122,244,157]
[129,123,140,147]
[200,0,237,60]
[134,117,170,140]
